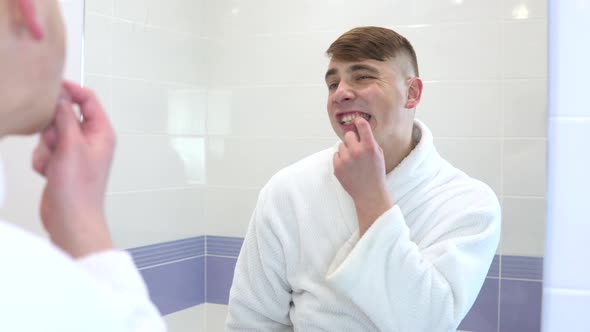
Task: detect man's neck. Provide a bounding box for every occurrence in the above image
[384,124,420,174]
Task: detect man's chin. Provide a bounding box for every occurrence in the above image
[18,108,55,136]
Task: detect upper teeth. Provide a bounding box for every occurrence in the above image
[340,113,371,125]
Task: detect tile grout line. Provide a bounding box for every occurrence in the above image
[136,254,205,270]
[204,235,208,305]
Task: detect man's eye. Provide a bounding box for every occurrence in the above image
[328,83,339,90]
[357,75,372,80]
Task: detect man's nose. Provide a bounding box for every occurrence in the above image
[333,81,355,103]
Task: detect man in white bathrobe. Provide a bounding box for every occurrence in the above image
[0,1,165,330]
[227,26,501,331]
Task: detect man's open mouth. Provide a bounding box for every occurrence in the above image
[339,112,372,125]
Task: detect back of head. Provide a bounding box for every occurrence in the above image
[0,0,66,137]
[326,26,419,77]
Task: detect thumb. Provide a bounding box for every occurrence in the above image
[32,140,51,176]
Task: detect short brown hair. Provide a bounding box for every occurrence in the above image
[326,26,419,76]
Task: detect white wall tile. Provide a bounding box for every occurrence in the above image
[172,137,208,185]
[60,0,84,83]
[503,79,547,137]
[548,1,590,118]
[0,136,45,237]
[542,288,590,331]
[503,139,547,196]
[84,13,113,75]
[206,32,335,87]
[145,0,206,36]
[110,78,206,135]
[205,187,259,237]
[386,0,501,25]
[204,0,342,37]
[111,20,207,85]
[435,138,503,194]
[501,197,546,256]
[544,119,590,290]
[419,0,502,23]
[85,0,114,15]
[207,22,503,86]
[114,0,148,23]
[544,2,590,329]
[84,74,112,114]
[502,0,547,20]
[400,23,502,81]
[206,86,335,139]
[206,137,335,188]
[109,135,205,192]
[418,81,502,137]
[205,304,229,332]
[164,304,205,332]
[107,188,206,249]
[206,88,233,136]
[204,0,333,36]
[502,20,548,79]
[205,0,501,36]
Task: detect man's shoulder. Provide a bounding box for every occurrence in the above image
[0,220,82,274]
[0,221,56,256]
[0,221,128,331]
[436,159,501,212]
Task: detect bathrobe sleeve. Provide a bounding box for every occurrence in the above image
[76,251,167,332]
[326,192,501,332]
[226,186,294,331]
[0,219,166,332]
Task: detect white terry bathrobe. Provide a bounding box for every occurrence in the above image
[227,120,501,332]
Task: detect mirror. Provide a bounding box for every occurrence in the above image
[87,1,548,331]
[1,1,547,331]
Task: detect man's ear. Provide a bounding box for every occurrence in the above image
[14,0,44,40]
[405,77,423,109]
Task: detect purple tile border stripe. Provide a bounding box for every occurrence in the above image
[502,255,544,280]
[128,236,544,332]
[488,255,500,277]
[139,256,205,315]
[207,236,243,257]
[458,278,499,332]
[128,236,205,269]
[206,256,238,304]
[499,279,543,331]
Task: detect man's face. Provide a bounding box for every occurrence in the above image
[13,0,66,135]
[325,58,414,151]
[31,0,66,133]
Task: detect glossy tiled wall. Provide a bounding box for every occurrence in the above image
[1,0,549,331]
[84,0,209,328]
[542,0,590,330]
